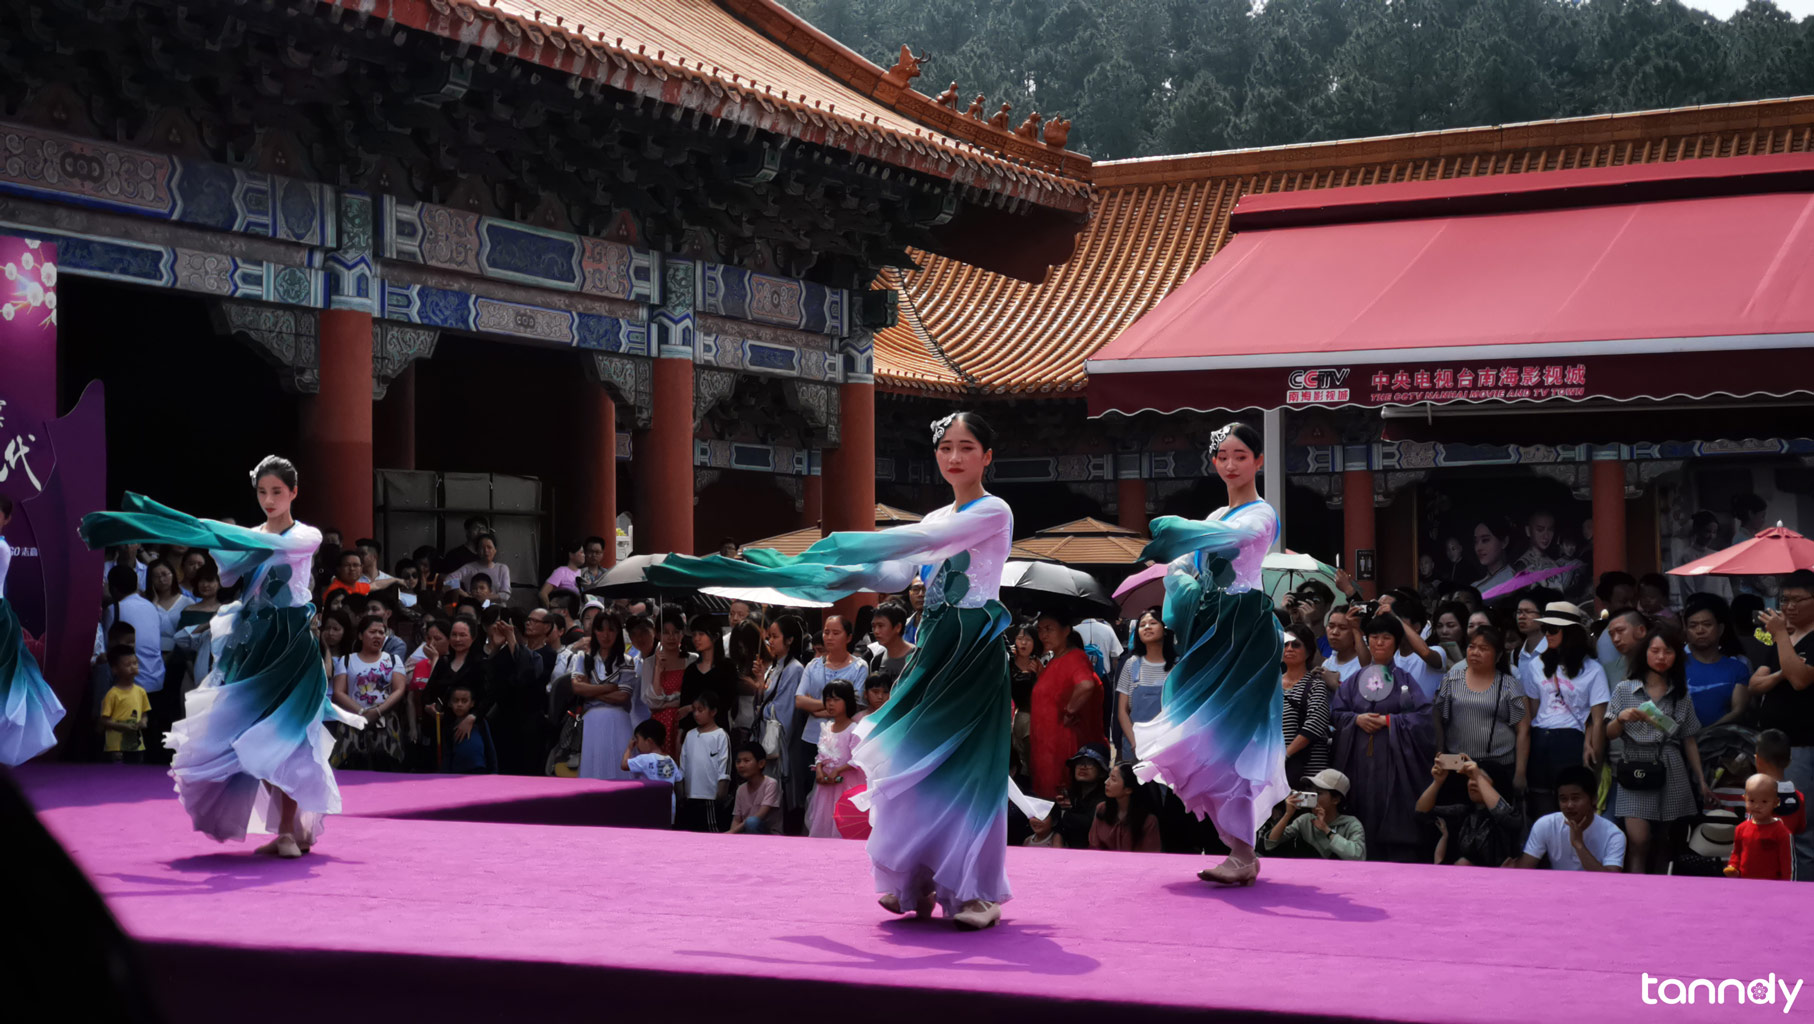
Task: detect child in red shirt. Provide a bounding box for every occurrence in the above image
[1727,773,1794,881]
[1756,729,1807,836]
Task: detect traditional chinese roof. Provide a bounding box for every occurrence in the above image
[876,96,1814,396]
[1011,517,1149,565]
[331,0,1091,278]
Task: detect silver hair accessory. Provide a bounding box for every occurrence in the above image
[1207,424,1235,456]
[930,413,959,445]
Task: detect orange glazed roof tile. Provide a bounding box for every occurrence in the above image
[876,96,1814,396]
[326,0,1090,218]
[1011,535,1148,565]
[1035,517,1145,537]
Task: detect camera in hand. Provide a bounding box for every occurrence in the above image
[1290,790,1319,809]
[1435,753,1468,772]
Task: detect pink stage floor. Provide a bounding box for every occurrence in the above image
[19,762,671,827]
[15,764,1802,1024]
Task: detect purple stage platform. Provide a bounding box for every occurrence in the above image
[15,764,1804,1024]
[18,762,672,827]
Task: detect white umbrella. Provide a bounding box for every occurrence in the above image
[700,585,832,610]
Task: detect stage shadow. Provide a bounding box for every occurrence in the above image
[677,922,1100,977]
[97,851,363,897]
[1161,879,1389,923]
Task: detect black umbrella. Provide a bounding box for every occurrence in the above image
[999,560,1115,620]
[583,554,830,611]
[581,553,672,598]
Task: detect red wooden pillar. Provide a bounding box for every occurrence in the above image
[1592,459,1627,583]
[301,308,373,537]
[641,356,694,556]
[824,382,876,536]
[582,387,619,568]
[1342,469,1377,599]
[374,362,416,471]
[800,471,824,529]
[1117,477,1147,535]
[823,335,877,619]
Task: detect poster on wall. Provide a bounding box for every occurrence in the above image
[1417,472,1593,609]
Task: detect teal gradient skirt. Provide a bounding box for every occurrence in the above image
[81,500,360,841]
[852,600,1022,914]
[163,597,355,842]
[0,599,64,766]
[1133,586,1287,844]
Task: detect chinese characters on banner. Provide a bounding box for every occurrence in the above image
[1,235,59,633]
[1284,361,1590,406]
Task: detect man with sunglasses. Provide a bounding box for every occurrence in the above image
[1752,570,1814,880]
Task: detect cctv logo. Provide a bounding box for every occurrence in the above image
[1639,973,1802,1013]
[1285,368,1350,405]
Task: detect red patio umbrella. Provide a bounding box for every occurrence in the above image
[1667,525,1814,578]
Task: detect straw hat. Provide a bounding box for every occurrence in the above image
[1536,601,1590,629]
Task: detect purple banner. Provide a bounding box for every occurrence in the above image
[2,235,104,739]
[25,382,106,732]
[1,235,58,634]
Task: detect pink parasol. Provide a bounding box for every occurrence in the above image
[833,786,872,840]
[1112,563,1167,618]
[1480,564,1571,601]
[1668,525,1814,578]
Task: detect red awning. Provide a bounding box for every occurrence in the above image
[1086,153,1814,417]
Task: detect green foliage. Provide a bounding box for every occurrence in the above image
[781,0,1814,159]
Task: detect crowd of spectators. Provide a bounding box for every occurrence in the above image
[83,522,1813,879]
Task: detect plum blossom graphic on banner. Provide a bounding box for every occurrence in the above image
[2,237,56,329]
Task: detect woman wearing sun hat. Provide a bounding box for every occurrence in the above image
[1522,601,1612,821]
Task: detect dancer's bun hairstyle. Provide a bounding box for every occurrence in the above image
[1208,422,1263,458]
[930,410,995,450]
[249,454,299,489]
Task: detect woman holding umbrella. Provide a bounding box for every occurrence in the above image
[1131,422,1287,887]
[647,411,1048,930]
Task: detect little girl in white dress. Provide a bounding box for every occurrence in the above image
[806,681,865,838]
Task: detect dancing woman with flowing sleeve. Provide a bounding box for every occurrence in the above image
[0,494,66,765]
[79,457,363,857]
[1132,422,1288,886]
[650,411,1049,930]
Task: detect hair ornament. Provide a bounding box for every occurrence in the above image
[930,413,958,445]
[1208,424,1235,457]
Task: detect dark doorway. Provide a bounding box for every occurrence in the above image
[57,278,300,521]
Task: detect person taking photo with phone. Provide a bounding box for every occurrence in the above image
[1261,768,1365,860]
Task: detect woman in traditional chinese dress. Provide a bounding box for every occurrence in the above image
[1132,422,1288,886]
[0,493,66,764]
[650,411,1048,930]
[80,456,363,856]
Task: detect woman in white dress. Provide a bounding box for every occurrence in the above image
[79,456,365,855]
[568,610,634,780]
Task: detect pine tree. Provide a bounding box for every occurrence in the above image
[780,0,1814,159]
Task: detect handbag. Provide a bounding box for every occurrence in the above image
[544,706,584,775]
[1616,745,1667,791]
[756,662,788,760]
[1615,689,1673,792]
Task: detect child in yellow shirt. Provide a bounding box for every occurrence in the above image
[99,645,151,763]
